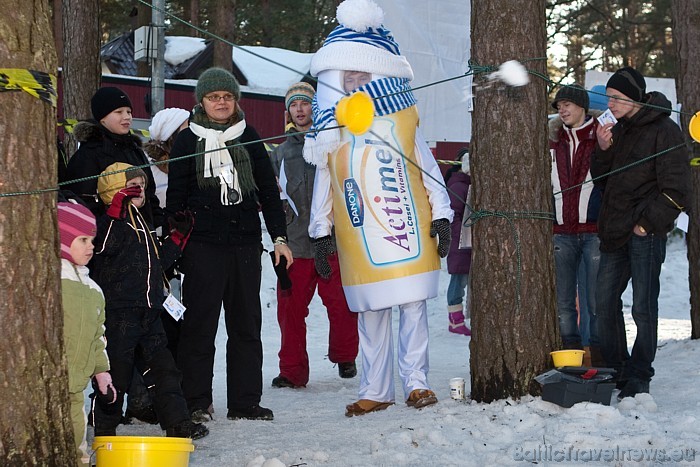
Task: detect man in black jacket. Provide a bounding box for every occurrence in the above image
[592,66,690,399]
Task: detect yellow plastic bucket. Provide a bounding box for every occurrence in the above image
[550,350,585,368]
[92,436,194,467]
[689,111,700,143]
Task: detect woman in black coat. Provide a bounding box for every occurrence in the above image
[166,68,292,422]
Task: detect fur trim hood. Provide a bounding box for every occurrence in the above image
[548,109,602,142]
[73,120,143,147]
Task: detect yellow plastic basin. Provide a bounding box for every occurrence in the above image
[550,349,585,368]
[92,436,194,467]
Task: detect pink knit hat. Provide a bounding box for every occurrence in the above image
[57,202,96,263]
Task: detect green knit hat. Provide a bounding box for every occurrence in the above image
[195,67,241,103]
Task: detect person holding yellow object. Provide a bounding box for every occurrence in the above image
[303,0,453,416]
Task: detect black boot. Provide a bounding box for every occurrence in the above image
[338,361,357,379]
[166,420,209,439]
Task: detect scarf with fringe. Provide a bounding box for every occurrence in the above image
[190,106,257,205]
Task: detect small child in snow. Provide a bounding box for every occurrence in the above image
[58,201,116,467]
[90,162,208,439]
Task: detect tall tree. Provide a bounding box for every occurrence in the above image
[547,0,675,84]
[671,0,700,339]
[469,0,558,402]
[213,0,236,70]
[0,1,75,464]
[62,0,101,155]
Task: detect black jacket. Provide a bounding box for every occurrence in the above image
[62,121,162,228]
[92,209,181,310]
[166,125,286,245]
[591,91,690,252]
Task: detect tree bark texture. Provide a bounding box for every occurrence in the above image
[469,0,559,402]
[213,0,236,70]
[0,1,75,465]
[62,0,100,155]
[671,0,700,339]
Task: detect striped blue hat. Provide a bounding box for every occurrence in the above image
[310,0,413,80]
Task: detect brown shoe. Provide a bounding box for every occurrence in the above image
[406,389,438,409]
[345,399,394,417]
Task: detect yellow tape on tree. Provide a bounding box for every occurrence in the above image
[0,68,57,107]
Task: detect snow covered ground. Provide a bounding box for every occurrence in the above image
[96,235,700,466]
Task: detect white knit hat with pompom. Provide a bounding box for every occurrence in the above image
[310,0,413,80]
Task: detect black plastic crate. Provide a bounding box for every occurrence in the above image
[536,367,616,408]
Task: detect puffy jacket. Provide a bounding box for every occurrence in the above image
[166,125,286,245]
[446,171,472,275]
[549,112,602,234]
[63,121,162,228]
[591,91,690,252]
[61,260,110,394]
[92,209,181,310]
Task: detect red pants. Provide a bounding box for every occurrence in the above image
[276,254,359,386]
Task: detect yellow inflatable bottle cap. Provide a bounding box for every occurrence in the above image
[690,111,700,143]
[335,91,374,135]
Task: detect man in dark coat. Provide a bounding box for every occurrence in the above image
[592,66,690,399]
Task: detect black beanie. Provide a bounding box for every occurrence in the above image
[606,67,646,102]
[91,87,133,121]
[551,83,589,112]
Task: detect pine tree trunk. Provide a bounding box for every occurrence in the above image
[469,0,559,402]
[0,1,75,464]
[671,0,700,339]
[213,0,236,70]
[62,0,100,155]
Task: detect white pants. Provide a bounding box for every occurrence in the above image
[358,300,430,402]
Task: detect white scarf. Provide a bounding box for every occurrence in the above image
[189,120,246,205]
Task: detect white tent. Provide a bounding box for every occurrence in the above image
[378,0,472,144]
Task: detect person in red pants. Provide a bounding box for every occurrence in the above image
[270,82,359,388]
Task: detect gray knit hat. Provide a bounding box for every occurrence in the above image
[195,67,241,103]
[551,83,589,112]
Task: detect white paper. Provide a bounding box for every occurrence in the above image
[676,212,689,233]
[163,293,186,321]
[597,108,618,126]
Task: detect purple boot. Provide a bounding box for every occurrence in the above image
[448,305,471,336]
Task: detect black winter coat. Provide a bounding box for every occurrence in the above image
[591,91,690,252]
[62,121,162,228]
[92,209,181,310]
[166,125,286,245]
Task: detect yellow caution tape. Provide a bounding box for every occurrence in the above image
[0,68,57,107]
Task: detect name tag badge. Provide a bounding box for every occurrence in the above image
[163,293,186,321]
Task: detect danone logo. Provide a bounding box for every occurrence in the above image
[344,178,364,227]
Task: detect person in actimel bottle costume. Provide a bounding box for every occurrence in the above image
[303,0,454,416]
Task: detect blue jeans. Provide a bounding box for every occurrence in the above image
[596,234,666,382]
[447,273,469,313]
[553,234,600,348]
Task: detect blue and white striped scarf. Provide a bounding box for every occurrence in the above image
[303,77,416,167]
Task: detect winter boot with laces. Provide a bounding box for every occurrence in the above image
[166,419,210,439]
[448,305,471,336]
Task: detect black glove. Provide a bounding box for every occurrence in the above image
[91,376,116,405]
[168,210,194,249]
[269,251,292,290]
[430,218,451,258]
[312,235,336,279]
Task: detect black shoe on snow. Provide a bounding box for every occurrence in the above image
[190,408,214,423]
[271,375,303,388]
[227,405,274,421]
[166,420,209,439]
[338,361,357,379]
[617,378,650,400]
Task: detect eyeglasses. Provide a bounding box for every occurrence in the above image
[204,94,236,102]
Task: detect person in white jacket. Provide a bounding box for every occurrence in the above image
[303,0,453,416]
